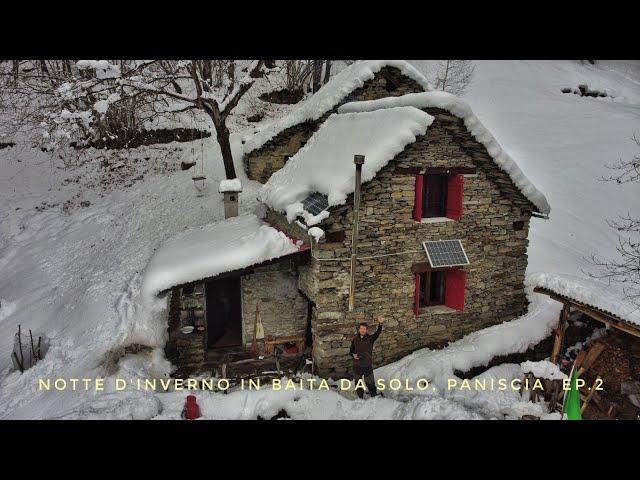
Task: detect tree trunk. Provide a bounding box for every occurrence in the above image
[215,121,236,179]
[323,60,332,85]
[202,60,212,86]
[227,61,235,87]
[441,60,450,91]
[312,60,323,93]
[40,60,50,78]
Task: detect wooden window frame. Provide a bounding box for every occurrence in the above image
[412,262,466,313]
[423,174,449,219]
[419,270,447,308]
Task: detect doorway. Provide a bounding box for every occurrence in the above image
[206,276,242,348]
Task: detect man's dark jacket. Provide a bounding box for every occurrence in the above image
[349,325,382,376]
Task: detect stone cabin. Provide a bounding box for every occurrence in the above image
[145,62,550,379]
[257,94,550,378]
[242,60,431,184]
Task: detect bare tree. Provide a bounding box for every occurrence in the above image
[0,60,267,180]
[323,60,332,85]
[312,60,323,93]
[284,60,313,92]
[589,132,640,304]
[432,60,475,96]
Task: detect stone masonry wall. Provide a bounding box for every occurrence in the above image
[240,259,308,347]
[272,109,538,378]
[244,67,425,183]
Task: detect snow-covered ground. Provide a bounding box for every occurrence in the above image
[0,60,639,419]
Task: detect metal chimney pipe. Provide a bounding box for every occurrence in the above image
[349,154,365,312]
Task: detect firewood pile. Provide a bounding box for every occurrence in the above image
[579,331,640,419]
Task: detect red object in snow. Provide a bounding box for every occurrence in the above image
[446,174,464,221]
[444,269,467,312]
[183,394,201,420]
[412,174,424,221]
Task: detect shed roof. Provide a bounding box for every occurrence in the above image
[529,272,640,330]
[141,214,304,300]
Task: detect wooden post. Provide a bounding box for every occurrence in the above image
[551,303,570,365]
[348,155,365,312]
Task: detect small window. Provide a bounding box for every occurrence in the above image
[414,268,467,313]
[325,230,346,243]
[419,271,446,307]
[423,175,447,218]
[413,173,464,221]
[513,220,525,231]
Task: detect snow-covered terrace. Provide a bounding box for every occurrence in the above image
[140,214,306,302]
[241,60,432,156]
[529,272,640,332]
[338,91,551,216]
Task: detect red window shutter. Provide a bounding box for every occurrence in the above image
[446,174,464,220]
[412,174,424,221]
[413,273,421,315]
[445,269,467,312]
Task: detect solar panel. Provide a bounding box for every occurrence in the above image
[302,192,329,216]
[423,240,470,268]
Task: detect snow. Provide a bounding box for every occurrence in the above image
[338,91,551,215]
[520,360,568,380]
[218,178,242,193]
[140,214,300,302]
[528,272,640,326]
[307,227,324,242]
[260,107,433,215]
[377,295,562,389]
[1,60,639,419]
[0,128,263,419]
[75,60,120,79]
[148,294,561,420]
[241,60,432,155]
[93,100,109,115]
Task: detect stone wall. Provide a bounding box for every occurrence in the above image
[164,286,207,375]
[240,259,309,346]
[270,108,538,378]
[244,67,426,183]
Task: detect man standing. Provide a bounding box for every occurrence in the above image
[349,316,384,399]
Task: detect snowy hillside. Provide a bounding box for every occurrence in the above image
[0,60,639,419]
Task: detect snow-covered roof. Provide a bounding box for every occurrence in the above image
[529,272,640,327]
[242,60,432,155]
[218,178,242,193]
[141,214,302,299]
[259,107,434,223]
[338,91,551,215]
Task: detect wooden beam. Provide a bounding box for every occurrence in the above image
[425,166,477,175]
[533,287,640,338]
[411,262,462,274]
[571,303,640,338]
[551,303,570,364]
[394,166,477,176]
